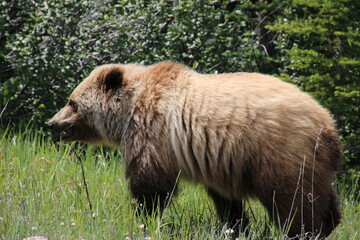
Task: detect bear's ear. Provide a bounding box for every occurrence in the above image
[103,67,122,92]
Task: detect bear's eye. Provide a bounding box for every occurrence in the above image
[69,100,78,112]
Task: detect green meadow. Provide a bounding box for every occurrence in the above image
[1,128,359,240]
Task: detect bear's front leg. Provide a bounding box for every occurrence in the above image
[207,188,249,237]
[126,152,179,217]
[130,180,177,216]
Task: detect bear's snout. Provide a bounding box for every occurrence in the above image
[47,119,67,132]
[48,114,64,132]
[47,105,78,141]
[47,121,54,129]
[47,117,75,141]
[47,117,72,133]
[48,107,101,143]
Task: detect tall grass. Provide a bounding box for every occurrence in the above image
[0,128,359,239]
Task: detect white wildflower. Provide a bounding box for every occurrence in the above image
[224,228,234,234]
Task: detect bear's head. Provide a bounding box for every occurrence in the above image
[48,64,135,145]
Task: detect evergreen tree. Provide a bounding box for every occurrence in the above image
[270,0,360,166]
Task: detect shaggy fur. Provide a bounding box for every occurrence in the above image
[48,61,341,238]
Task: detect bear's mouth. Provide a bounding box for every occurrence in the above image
[61,126,74,141]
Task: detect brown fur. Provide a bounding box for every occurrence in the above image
[48,61,341,238]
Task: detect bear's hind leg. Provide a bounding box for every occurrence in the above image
[318,188,341,238]
[257,183,340,239]
[256,186,308,239]
[207,188,249,237]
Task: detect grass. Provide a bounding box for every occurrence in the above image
[0,127,359,240]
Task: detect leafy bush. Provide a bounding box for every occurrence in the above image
[1,0,280,125]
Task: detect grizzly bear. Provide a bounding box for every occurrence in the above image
[48,61,341,239]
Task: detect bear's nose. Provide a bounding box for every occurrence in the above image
[47,121,54,129]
